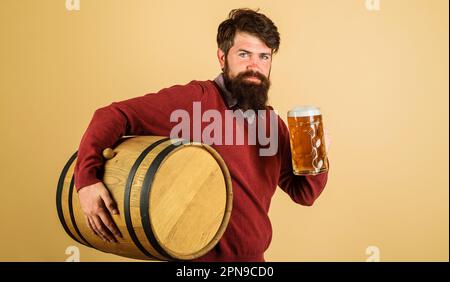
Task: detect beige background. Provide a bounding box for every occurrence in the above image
[0,0,448,262]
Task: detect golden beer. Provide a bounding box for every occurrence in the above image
[288,106,328,175]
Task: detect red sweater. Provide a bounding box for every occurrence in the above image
[74,79,328,262]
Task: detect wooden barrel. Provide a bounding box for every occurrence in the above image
[56,136,233,261]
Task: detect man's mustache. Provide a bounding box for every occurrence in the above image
[238,70,267,81]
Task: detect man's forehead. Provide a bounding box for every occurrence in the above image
[231,32,272,53]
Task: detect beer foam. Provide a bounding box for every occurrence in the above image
[288,106,321,117]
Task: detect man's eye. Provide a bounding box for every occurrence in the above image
[238,52,248,58]
[261,55,270,60]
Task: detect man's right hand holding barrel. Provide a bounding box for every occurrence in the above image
[78,182,123,243]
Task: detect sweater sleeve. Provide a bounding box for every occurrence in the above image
[73,81,206,191]
[277,117,329,206]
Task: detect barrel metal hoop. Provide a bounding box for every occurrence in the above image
[141,141,183,261]
[124,137,170,258]
[68,175,93,247]
[56,151,84,245]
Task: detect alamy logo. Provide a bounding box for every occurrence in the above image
[169,102,279,156]
[365,0,381,11]
[365,245,381,262]
[66,0,80,11]
[65,246,80,262]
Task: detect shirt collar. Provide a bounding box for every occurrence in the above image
[214,73,237,108]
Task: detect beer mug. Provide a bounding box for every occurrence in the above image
[287,106,328,175]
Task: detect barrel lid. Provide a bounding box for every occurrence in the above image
[148,143,232,260]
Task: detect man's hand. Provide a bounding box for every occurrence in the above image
[78,182,122,243]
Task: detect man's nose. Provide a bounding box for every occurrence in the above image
[246,56,260,71]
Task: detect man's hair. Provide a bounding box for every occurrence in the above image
[217,8,280,56]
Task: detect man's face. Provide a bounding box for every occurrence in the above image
[218,32,273,111]
[220,32,272,83]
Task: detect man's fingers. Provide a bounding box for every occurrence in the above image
[101,191,119,215]
[92,215,116,243]
[77,182,122,242]
[98,210,123,239]
[88,217,109,242]
[86,217,98,237]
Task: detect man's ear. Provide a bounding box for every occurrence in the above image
[217,48,226,70]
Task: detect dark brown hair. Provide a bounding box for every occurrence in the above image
[217,8,280,56]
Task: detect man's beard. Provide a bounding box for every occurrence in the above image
[223,61,271,112]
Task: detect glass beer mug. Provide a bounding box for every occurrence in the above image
[287,106,328,175]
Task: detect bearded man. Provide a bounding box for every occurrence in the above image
[74,8,329,262]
